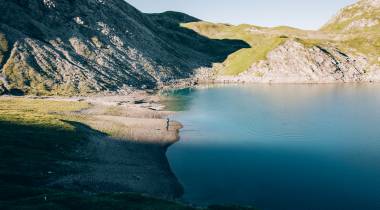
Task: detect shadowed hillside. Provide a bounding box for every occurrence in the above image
[0,0,248,95]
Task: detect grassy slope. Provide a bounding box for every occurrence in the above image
[183,18,380,76]
[338,34,380,65]
[320,1,380,65]
[320,1,380,33]
[0,98,256,210]
[182,1,380,76]
[182,22,330,76]
[2,57,85,96]
[182,22,287,75]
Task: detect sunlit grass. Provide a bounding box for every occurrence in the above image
[182,22,289,75]
[0,98,89,130]
[219,37,286,75]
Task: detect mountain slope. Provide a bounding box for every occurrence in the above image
[0,0,248,95]
[321,0,380,33]
[183,0,380,83]
[321,0,380,65]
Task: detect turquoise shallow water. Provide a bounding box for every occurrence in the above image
[165,84,380,210]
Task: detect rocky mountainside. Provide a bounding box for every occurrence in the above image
[0,0,247,95]
[1,0,379,94]
[321,0,380,32]
[216,40,373,83]
[185,0,380,83]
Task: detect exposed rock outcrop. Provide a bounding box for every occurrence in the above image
[213,40,380,83]
[254,40,366,82]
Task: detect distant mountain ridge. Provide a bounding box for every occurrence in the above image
[0,0,247,95]
[321,0,380,32]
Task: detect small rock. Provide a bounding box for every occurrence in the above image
[134,99,145,104]
[0,84,6,95]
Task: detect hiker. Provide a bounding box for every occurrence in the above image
[166,118,170,131]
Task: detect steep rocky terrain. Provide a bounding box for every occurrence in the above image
[0,0,248,95]
[185,0,380,83]
[321,0,380,33]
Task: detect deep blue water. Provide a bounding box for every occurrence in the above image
[165,84,380,210]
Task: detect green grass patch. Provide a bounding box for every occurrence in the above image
[183,22,288,75]
[221,36,286,75]
[295,38,323,48]
[0,98,89,128]
[336,34,380,65]
[253,71,264,77]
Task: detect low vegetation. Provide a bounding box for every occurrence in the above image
[319,0,380,65]
[320,1,380,33]
[0,98,89,126]
[337,34,380,65]
[182,22,290,75]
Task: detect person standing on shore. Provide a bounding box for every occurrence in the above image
[166,118,170,131]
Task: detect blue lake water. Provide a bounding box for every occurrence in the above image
[164,84,380,210]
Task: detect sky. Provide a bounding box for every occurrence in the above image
[127,0,357,30]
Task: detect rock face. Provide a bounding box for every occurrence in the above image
[215,40,373,83]
[0,0,247,95]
